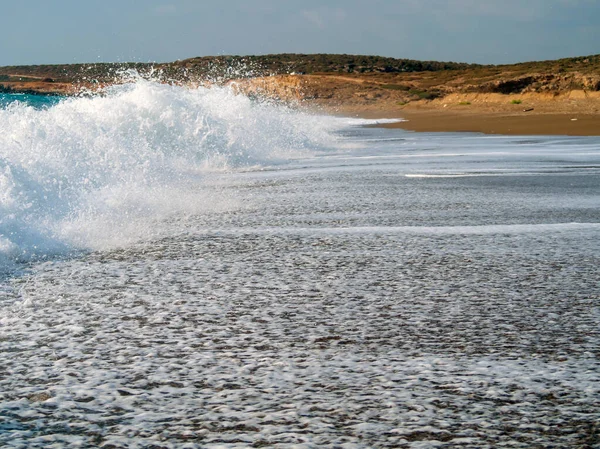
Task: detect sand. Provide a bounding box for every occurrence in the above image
[311,87,600,136]
[325,92,600,136]
[379,110,600,136]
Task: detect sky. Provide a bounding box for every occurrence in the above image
[1,0,598,66]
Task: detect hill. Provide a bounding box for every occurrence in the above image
[1,54,599,129]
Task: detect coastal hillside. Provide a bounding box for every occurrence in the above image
[0,54,477,84]
[1,54,599,114]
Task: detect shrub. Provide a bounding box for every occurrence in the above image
[382,84,410,91]
[409,89,439,100]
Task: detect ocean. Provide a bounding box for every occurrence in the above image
[0,81,599,448]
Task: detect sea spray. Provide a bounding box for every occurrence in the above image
[0,79,349,274]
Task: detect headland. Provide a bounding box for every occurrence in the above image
[1,54,599,135]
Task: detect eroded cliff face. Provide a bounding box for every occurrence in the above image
[227,75,305,104]
[477,73,600,95]
[223,73,600,115]
[0,80,78,96]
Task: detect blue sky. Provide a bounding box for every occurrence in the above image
[1,0,598,66]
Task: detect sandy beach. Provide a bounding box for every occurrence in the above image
[325,107,600,136]
[323,91,600,136]
[381,110,600,136]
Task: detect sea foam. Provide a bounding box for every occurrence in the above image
[0,80,346,273]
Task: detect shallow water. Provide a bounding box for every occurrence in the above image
[1,85,599,448]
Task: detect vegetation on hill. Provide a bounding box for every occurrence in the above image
[0,54,599,101]
[0,54,477,82]
[0,63,153,83]
[168,54,477,77]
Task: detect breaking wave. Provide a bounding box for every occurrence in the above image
[0,79,349,274]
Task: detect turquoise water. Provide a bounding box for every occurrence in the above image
[0,92,64,109]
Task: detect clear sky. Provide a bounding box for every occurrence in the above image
[1,0,598,66]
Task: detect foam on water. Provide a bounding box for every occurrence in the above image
[342,117,405,126]
[1,85,599,447]
[0,80,346,274]
[186,222,600,236]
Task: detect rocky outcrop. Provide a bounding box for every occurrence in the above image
[228,75,304,104]
[481,73,600,95]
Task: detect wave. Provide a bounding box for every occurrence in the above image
[0,80,345,274]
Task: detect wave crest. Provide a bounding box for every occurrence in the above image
[0,80,342,271]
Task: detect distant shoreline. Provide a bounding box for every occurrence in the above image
[340,109,600,136]
[2,52,599,136]
[384,111,600,136]
[316,89,600,136]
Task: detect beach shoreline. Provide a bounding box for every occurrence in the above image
[321,100,600,136]
[2,72,599,136]
[377,110,600,136]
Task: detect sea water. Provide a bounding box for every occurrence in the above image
[0,81,599,448]
[0,93,62,110]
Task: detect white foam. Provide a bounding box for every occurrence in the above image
[342,117,406,126]
[406,173,473,178]
[192,222,600,236]
[0,80,345,271]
